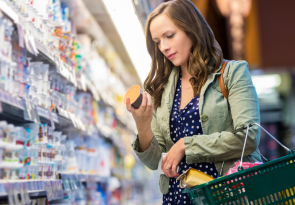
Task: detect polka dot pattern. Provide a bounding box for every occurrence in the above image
[163,71,218,205]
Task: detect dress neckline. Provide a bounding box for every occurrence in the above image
[177,71,197,113]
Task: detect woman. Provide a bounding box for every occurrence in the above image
[125,0,261,204]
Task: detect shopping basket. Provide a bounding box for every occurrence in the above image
[182,123,295,205]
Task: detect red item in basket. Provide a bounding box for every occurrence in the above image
[224,161,263,176]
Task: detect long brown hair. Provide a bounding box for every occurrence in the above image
[144,0,223,109]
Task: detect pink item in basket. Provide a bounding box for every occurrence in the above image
[224,161,263,176]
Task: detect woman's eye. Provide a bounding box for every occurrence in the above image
[167,34,174,39]
[156,41,160,45]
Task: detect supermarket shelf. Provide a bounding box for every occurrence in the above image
[0,93,126,151]
[0,162,23,169]
[65,0,141,88]
[0,98,87,137]
[0,1,19,24]
[0,172,108,200]
[58,172,109,183]
[0,141,23,150]
[0,179,60,200]
[34,40,78,88]
[0,191,47,199]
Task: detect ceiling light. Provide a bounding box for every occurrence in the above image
[101,0,151,84]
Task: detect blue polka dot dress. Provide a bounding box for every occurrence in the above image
[163,70,218,205]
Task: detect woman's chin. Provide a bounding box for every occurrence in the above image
[170,59,182,67]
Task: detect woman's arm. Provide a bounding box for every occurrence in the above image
[131,97,166,170]
[184,61,260,164]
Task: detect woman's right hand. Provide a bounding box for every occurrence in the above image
[126,92,153,132]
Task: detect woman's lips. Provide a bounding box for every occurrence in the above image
[168,53,176,59]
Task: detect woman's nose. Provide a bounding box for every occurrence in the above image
[159,41,170,53]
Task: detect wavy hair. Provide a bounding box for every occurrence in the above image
[144,0,223,109]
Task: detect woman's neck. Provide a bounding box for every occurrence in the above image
[180,63,192,80]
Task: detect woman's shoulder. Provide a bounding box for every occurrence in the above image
[226,60,253,87]
[226,60,249,74]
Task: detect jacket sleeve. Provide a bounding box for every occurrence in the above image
[131,106,166,170]
[184,61,260,164]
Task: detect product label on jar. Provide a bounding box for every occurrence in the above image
[38,132,43,142]
[48,134,53,140]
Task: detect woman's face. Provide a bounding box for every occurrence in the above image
[150,13,193,68]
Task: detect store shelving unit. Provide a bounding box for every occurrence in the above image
[0,1,136,203]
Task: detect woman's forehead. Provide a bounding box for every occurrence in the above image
[150,14,177,38]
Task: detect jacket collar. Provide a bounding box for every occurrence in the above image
[162,59,224,112]
[163,66,180,112]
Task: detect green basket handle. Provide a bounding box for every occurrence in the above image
[237,166,244,171]
[237,123,294,172]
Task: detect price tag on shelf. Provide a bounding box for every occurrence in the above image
[30,103,41,124]
[52,112,59,123]
[68,112,77,128]
[26,182,32,192]
[37,106,49,119]
[72,70,77,87]
[58,181,64,199]
[81,74,87,91]
[12,183,21,205]
[0,182,6,196]
[23,183,31,205]
[48,110,55,129]
[6,183,14,205]
[75,118,82,130]
[44,181,52,201]
[50,181,56,200]
[64,111,72,121]
[23,99,40,123]
[38,181,45,191]
[19,183,26,205]
[57,107,69,120]
[16,97,24,110]
[23,98,32,121]
[61,175,71,191]
[32,181,37,191]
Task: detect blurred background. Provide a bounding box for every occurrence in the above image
[0,0,294,204]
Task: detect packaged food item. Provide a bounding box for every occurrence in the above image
[0,148,4,163]
[124,85,143,109]
[8,124,16,144]
[38,124,43,143]
[42,144,48,162]
[4,150,13,162]
[11,169,19,180]
[15,127,25,147]
[53,131,62,145]
[0,121,7,142]
[31,148,38,165]
[66,140,78,173]
[38,164,44,180]
[176,168,215,188]
[12,150,20,163]
[3,169,11,180]
[47,126,54,145]
[42,124,48,143]
[224,161,263,176]
[23,123,39,144]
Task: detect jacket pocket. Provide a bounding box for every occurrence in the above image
[159,174,169,194]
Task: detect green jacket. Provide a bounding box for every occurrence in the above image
[132,60,262,194]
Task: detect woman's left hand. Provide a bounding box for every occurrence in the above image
[161,138,185,178]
